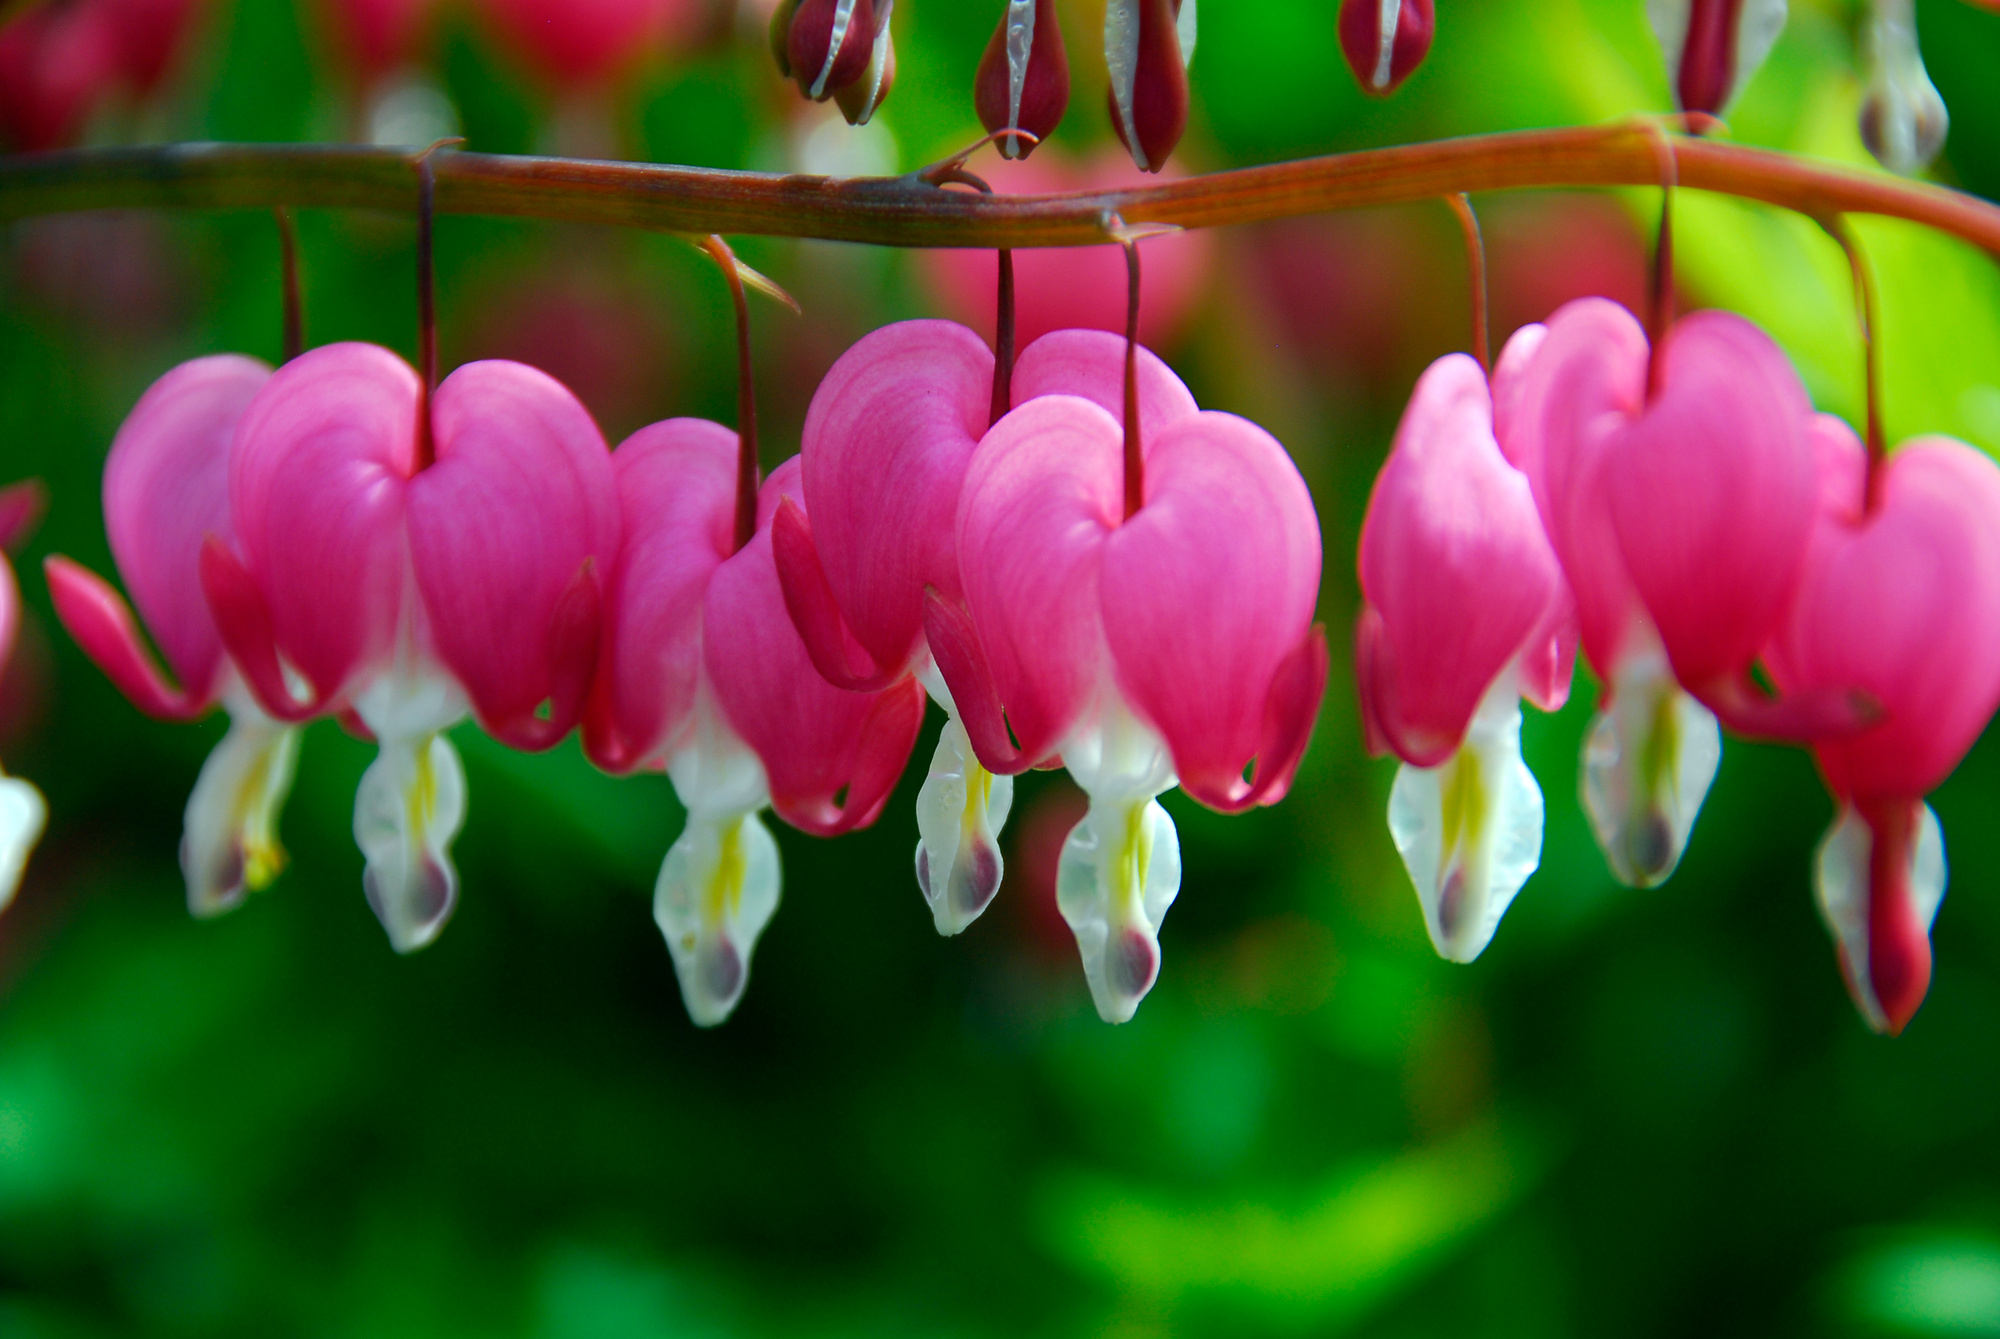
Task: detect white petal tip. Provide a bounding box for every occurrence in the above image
[0,775,47,912]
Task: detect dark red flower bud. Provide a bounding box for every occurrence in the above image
[976,0,1070,160]
[1104,0,1190,173]
[1647,0,1785,116]
[1337,0,1434,98]
[833,1,895,126]
[785,0,878,102]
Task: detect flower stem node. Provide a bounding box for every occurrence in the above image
[1579,643,1721,888]
[1337,0,1434,98]
[977,0,1070,160]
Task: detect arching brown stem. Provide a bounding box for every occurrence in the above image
[702,235,761,554]
[1639,122,1679,399]
[1121,237,1142,522]
[1444,192,1488,374]
[1823,214,1888,508]
[991,247,1015,428]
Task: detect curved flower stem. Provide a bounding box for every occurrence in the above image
[701,234,761,554]
[273,205,303,362]
[1120,236,1142,522]
[991,247,1015,428]
[1444,192,1488,374]
[410,143,460,471]
[1640,123,1679,400]
[6,125,2000,253]
[1823,214,1888,506]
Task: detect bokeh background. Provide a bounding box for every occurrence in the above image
[6,0,2000,1333]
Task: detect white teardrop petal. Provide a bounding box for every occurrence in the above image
[1580,648,1720,888]
[1372,0,1400,89]
[811,0,863,98]
[1813,801,1946,1033]
[1056,795,1181,1024]
[181,695,300,918]
[1176,0,1196,65]
[1387,679,1544,963]
[914,715,1015,936]
[354,729,466,953]
[655,810,781,1027]
[0,770,45,913]
[1005,0,1036,132]
[1861,0,1948,174]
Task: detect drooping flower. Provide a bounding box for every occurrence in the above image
[926,348,1326,1022]
[770,0,880,107]
[976,0,1070,158]
[773,323,1200,937]
[1103,0,1193,172]
[0,482,47,911]
[197,343,619,951]
[46,354,303,918]
[1356,343,1571,962]
[1858,0,1949,175]
[1766,424,2000,1034]
[586,424,923,1025]
[1646,0,1787,115]
[1337,0,1435,98]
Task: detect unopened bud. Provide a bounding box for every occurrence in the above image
[834,0,895,125]
[1338,0,1434,97]
[784,0,879,102]
[976,0,1070,160]
[1104,0,1192,173]
[1858,0,1948,175]
[1646,0,1786,115]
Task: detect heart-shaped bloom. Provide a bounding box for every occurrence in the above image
[774,322,1192,937]
[47,354,303,917]
[198,343,619,952]
[1357,343,1572,962]
[927,358,1326,1022]
[587,424,923,1026]
[1767,426,2000,1034]
[1507,297,1837,886]
[0,482,47,911]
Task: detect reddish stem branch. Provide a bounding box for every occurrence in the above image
[702,235,761,554]
[1444,192,1488,374]
[1121,237,1143,523]
[7,126,2000,255]
[274,205,303,362]
[1824,215,1888,507]
[413,152,438,471]
[990,247,1015,428]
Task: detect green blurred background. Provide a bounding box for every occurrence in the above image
[6,0,2000,1333]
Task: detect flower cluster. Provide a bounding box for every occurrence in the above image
[48,294,1326,1028]
[1359,296,2000,1035]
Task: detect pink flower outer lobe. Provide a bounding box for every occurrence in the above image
[1356,352,1564,767]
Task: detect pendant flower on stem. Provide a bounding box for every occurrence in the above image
[1646,0,1787,116]
[1357,340,1572,962]
[47,354,303,917]
[925,340,1325,1023]
[1766,423,2000,1034]
[586,424,923,1025]
[1103,0,1193,172]
[197,343,619,952]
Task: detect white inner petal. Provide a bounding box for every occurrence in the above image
[915,714,1015,936]
[1372,0,1400,89]
[1580,642,1720,889]
[1388,671,1544,964]
[1645,0,1692,85]
[353,725,466,954]
[1862,0,1948,174]
[181,686,301,919]
[0,768,46,914]
[810,0,863,99]
[845,0,893,124]
[1814,800,1947,1034]
[1004,0,1036,139]
[1057,792,1181,1024]
[656,808,782,1028]
[1176,0,1196,66]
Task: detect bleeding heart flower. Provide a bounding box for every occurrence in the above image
[773,323,1192,937]
[1103,0,1193,172]
[586,423,923,1026]
[926,351,1326,1022]
[1647,0,1787,115]
[1766,427,2000,1034]
[1859,0,1948,175]
[1337,0,1434,97]
[197,343,618,952]
[46,354,302,918]
[975,0,1069,158]
[1356,342,1571,962]
[0,482,47,912]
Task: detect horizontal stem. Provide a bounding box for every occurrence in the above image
[3,124,1998,252]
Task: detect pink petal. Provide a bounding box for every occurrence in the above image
[790,320,993,684]
[953,394,1124,769]
[1768,437,2000,801]
[1011,328,1200,432]
[1102,410,1324,806]
[200,535,318,724]
[103,353,270,703]
[1507,297,1650,675]
[771,498,894,690]
[1356,353,1560,763]
[46,555,207,720]
[706,459,925,836]
[584,417,737,773]
[409,360,620,750]
[1603,309,1817,693]
[923,586,1027,772]
[0,479,47,552]
[226,342,418,712]
[1517,592,1580,715]
[1490,321,1547,466]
